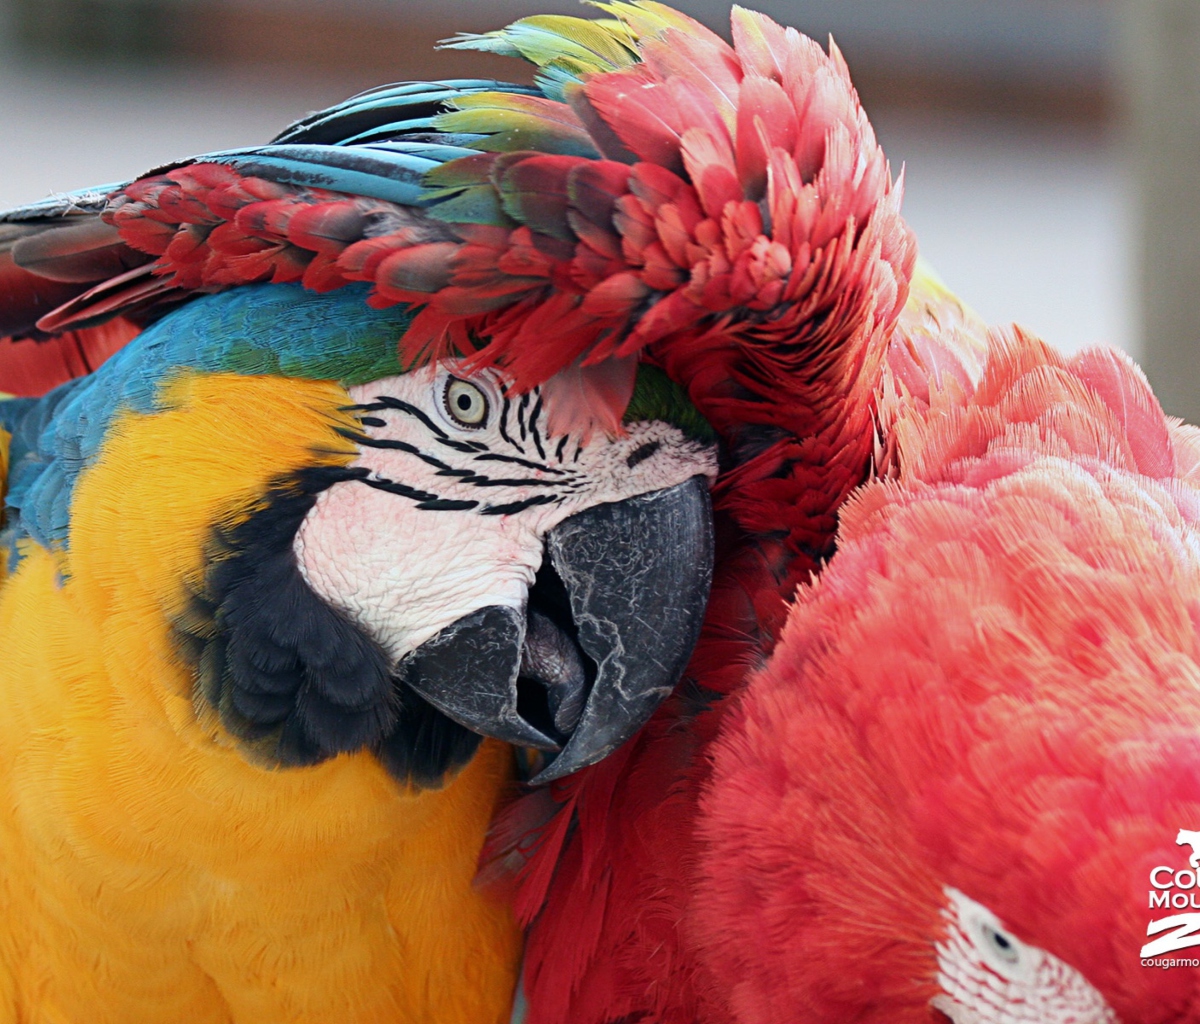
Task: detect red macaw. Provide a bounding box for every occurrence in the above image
[693,309,1200,1024]
[491,261,1200,1021]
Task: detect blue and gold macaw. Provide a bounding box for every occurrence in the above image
[0,281,716,1022]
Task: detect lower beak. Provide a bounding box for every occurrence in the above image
[399,476,714,782]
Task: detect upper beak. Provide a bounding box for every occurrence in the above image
[399,476,714,783]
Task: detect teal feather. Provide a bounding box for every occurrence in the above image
[533,64,587,103]
[198,144,466,206]
[440,31,526,61]
[368,141,485,164]
[338,122,489,147]
[0,185,123,223]
[442,14,638,102]
[441,16,637,73]
[272,79,542,146]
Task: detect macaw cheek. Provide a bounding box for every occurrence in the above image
[400,476,715,780]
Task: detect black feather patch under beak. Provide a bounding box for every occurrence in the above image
[399,476,714,783]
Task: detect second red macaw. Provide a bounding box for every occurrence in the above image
[496,248,1200,1021]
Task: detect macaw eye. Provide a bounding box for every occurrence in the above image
[980,923,1020,965]
[444,378,489,428]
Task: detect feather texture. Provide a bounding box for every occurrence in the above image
[0,2,911,446]
[696,329,1200,1023]
[497,261,1200,1021]
[0,14,921,1018]
[2,285,413,556]
[0,320,139,397]
[0,372,522,1021]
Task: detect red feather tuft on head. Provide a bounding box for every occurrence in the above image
[91,4,913,455]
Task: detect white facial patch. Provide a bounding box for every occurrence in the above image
[292,364,718,664]
[932,888,1119,1024]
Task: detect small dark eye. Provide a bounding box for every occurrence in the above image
[981,924,1019,964]
[444,378,488,428]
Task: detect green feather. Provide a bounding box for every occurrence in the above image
[423,154,516,227]
[443,15,637,72]
[442,14,638,101]
[586,1,701,38]
[421,4,709,222]
[623,365,715,443]
[434,93,600,157]
[426,186,513,226]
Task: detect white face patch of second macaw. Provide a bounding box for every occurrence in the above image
[292,363,718,666]
[932,888,1118,1024]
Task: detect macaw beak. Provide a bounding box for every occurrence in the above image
[399,476,714,783]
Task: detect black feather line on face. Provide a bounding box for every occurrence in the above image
[174,464,480,787]
[528,395,547,461]
[498,394,525,453]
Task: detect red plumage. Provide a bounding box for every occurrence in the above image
[0,319,139,396]
[6,6,1185,1019]
[495,257,1200,1019]
[0,22,977,1019]
[1,5,911,437]
[695,328,1200,1023]
[0,250,82,338]
[472,12,920,1021]
[0,218,151,342]
[36,5,907,443]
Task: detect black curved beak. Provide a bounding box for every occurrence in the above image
[399,476,714,782]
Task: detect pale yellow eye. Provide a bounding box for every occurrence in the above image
[444,378,489,428]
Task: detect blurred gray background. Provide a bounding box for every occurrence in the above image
[1,0,1191,417]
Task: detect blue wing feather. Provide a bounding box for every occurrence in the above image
[0,78,545,224]
[338,122,489,147]
[194,144,462,206]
